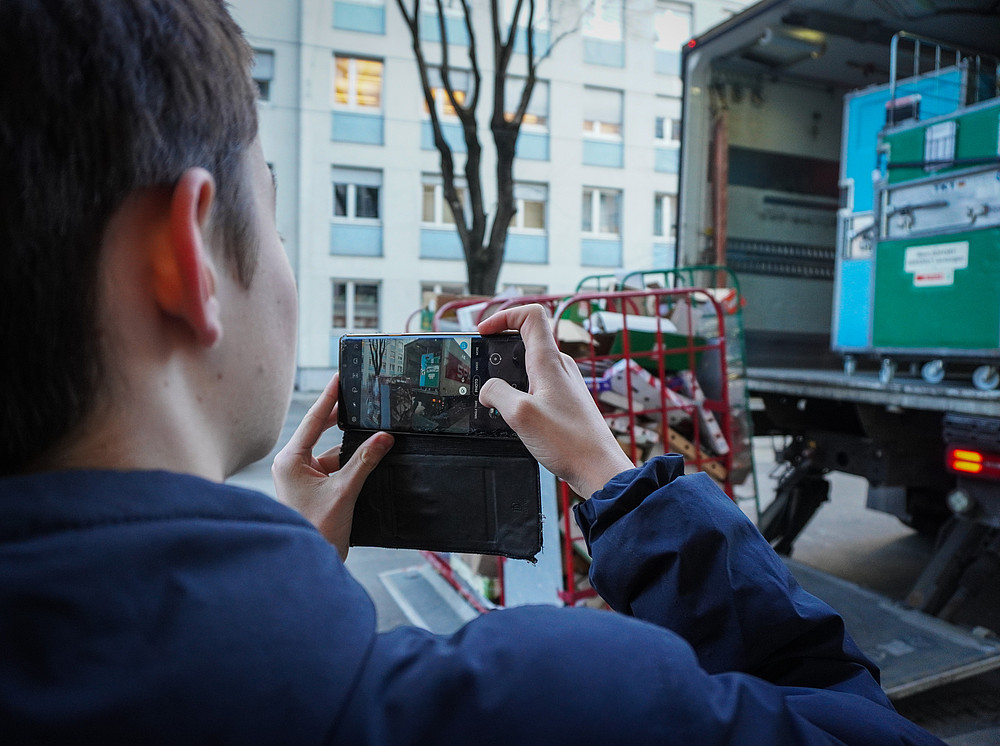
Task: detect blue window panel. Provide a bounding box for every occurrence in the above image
[513,28,551,57]
[333,2,386,34]
[419,13,470,46]
[655,50,681,76]
[420,228,464,260]
[583,39,624,68]
[581,238,622,267]
[332,111,384,145]
[655,146,679,173]
[330,222,383,256]
[506,233,548,264]
[653,242,675,269]
[583,139,623,168]
[421,120,467,153]
[515,131,549,161]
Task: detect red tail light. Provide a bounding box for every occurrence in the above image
[947,447,1000,479]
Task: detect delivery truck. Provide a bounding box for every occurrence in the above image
[676,0,1000,714]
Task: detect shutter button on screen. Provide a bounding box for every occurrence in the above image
[489,352,502,365]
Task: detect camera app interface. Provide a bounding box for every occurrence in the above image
[358,336,475,434]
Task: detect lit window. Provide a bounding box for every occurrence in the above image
[582,187,621,235]
[334,55,383,110]
[582,0,622,42]
[654,1,692,51]
[509,183,548,231]
[422,175,467,226]
[424,67,471,118]
[654,193,677,239]
[504,78,549,129]
[583,87,623,138]
[332,167,381,221]
[252,49,274,102]
[333,281,380,330]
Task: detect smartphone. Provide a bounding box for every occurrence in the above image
[338,332,528,437]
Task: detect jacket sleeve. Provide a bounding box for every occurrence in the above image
[574,455,883,695]
[334,455,943,745]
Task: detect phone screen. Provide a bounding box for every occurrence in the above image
[338,333,527,436]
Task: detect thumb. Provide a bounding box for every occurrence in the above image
[339,431,394,487]
[479,378,528,422]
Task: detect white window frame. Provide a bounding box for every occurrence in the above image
[333,55,383,111]
[422,174,468,227]
[332,280,381,331]
[582,187,622,237]
[654,0,693,51]
[582,0,623,42]
[504,77,549,131]
[654,193,677,239]
[583,86,623,140]
[510,183,548,233]
[654,96,682,146]
[332,167,382,224]
[502,0,551,30]
[421,281,468,310]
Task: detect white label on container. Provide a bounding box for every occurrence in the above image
[904,241,968,287]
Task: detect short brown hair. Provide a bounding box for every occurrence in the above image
[0,0,260,474]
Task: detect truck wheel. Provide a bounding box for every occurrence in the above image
[921,359,945,384]
[973,365,999,391]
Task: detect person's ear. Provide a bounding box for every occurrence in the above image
[151,168,223,348]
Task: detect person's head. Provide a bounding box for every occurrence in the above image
[0,0,275,475]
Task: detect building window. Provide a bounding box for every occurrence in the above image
[422,175,467,226]
[583,87,623,138]
[582,0,622,41]
[582,187,621,235]
[332,167,381,221]
[654,193,677,239]
[504,78,549,129]
[252,49,274,101]
[424,67,471,118]
[654,1,692,52]
[502,0,550,29]
[333,280,380,330]
[510,183,547,231]
[334,55,383,110]
[655,115,681,144]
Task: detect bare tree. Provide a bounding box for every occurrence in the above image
[395,0,576,295]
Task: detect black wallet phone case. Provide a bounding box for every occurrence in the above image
[342,430,543,561]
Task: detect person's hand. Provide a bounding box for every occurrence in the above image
[478,304,633,498]
[272,375,393,559]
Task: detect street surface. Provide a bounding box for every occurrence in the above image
[230,391,1000,742]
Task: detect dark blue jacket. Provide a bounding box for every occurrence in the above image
[0,456,941,743]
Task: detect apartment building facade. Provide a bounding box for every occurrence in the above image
[229,0,749,389]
